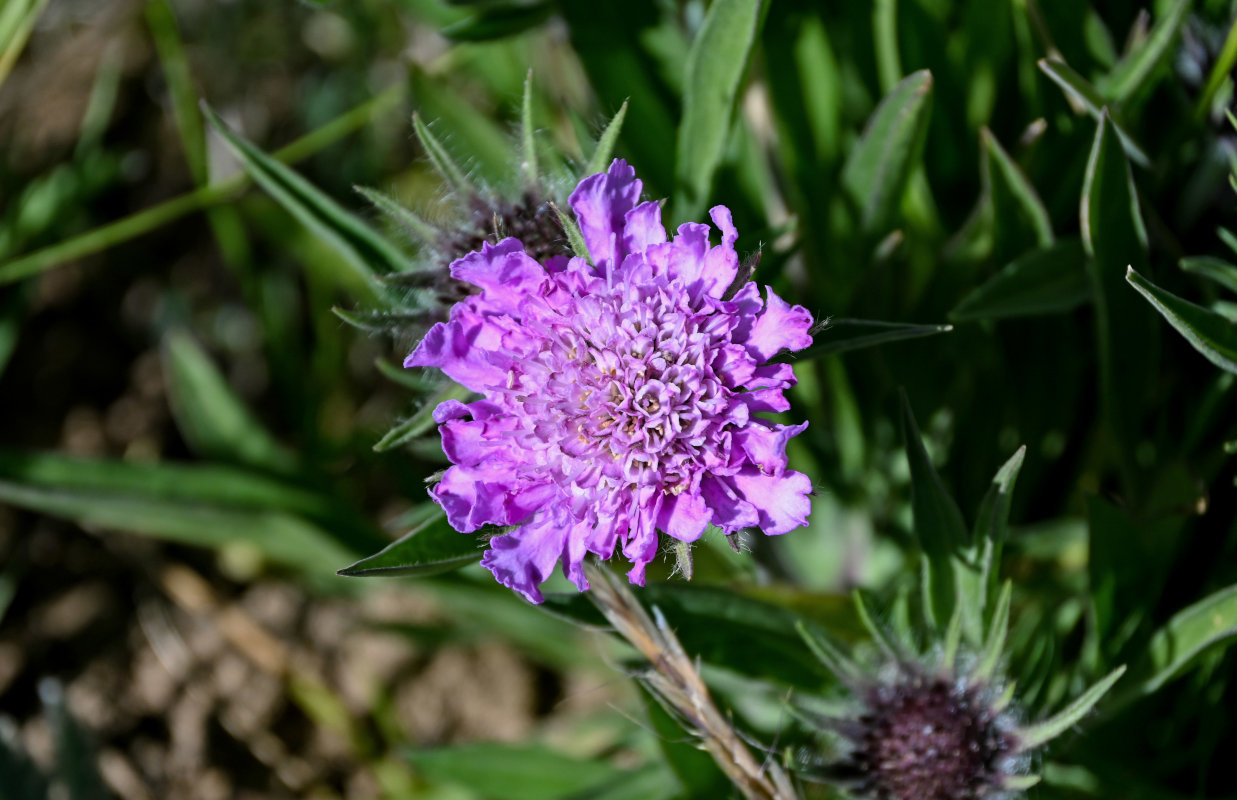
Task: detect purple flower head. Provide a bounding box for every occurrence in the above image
[406,160,814,602]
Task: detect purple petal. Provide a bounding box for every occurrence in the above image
[405,303,507,392]
[432,463,518,532]
[700,476,760,533]
[730,468,813,535]
[622,200,667,255]
[481,510,569,603]
[657,489,711,542]
[569,159,642,269]
[735,421,808,475]
[449,239,545,312]
[623,492,663,585]
[744,288,814,361]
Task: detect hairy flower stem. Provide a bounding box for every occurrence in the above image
[585,563,799,800]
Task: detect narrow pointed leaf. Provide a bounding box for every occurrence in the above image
[373,380,474,452]
[1127,267,1237,373]
[1083,113,1156,465]
[520,70,538,185]
[332,306,438,334]
[981,127,1053,261]
[1181,255,1237,295]
[355,185,439,246]
[950,240,1090,322]
[439,2,554,42]
[550,201,590,261]
[1122,583,1237,698]
[673,0,766,221]
[901,392,968,632]
[1097,0,1191,103]
[0,478,358,577]
[901,392,968,558]
[412,111,476,197]
[338,507,481,577]
[975,581,1012,681]
[852,590,905,660]
[776,318,952,362]
[1018,666,1126,750]
[163,330,299,474]
[585,101,628,177]
[1037,59,1150,166]
[203,106,407,292]
[973,446,1026,548]
[796,621,863,684]
[841,70,934,234]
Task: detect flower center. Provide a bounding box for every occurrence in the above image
[852,677,1012,800]
[515,282,734,490]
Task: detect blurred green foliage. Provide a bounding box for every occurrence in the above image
[2,0,1237,797]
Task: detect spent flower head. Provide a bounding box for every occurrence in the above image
[406,159,815,602]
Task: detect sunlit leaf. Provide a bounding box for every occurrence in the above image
[673,0,766,221]
[405,743,624,800]
[1096,0,1191,104]
[950,240,1090,322]
[1127,267,1237,373]
[338,507,480,577]
[841,70,934,234]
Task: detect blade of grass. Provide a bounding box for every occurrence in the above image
[0,0,51,91]
[1127,267,1237,373]
[1037,59,1150,167]
[0,85,403,286]
[585,101,629,176]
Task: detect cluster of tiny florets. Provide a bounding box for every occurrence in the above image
[812,668,1027,800]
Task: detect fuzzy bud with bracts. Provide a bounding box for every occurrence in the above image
[794,590,1126,800]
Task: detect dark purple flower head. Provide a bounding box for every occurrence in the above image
[406,160,814,602]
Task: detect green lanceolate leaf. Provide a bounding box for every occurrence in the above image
[331,306,439,334]
[852,589,907,660]
[1082,112,1156,477]
[338,507,480,577]
[412,111,476,198]
[0,476,359,576]
[777,318,952,362]
[203,105,408,293]
[1127,267,1237,373]
[520,70,538,184]
[550,201,590,261]
[585,101,628,177]
[162,330,299,474]
[373,380,474,452]
[1097,0,1191,104]
[901,391,970,633]
[1018,666,1126,750]
[405,743,623,800]
[673,0,766,222]
[355,186,439,247]
[980,127,1053,262]
[950,240,1090,322]
[841,69,934,235]
[1122,583,1237,698]
[900,392,968,559]
[439,1,554,43]
[1180,255,1237,295]
[971,446,1026,605]
[974,580,1012,682]
[1037,59,1149,167]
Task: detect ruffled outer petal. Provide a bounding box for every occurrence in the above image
[742,287,814,361]
[405,301,507,392]
[730,468,813,535]
[481,510,569,603]
[449,239,545,313]
[568,159,642,270]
